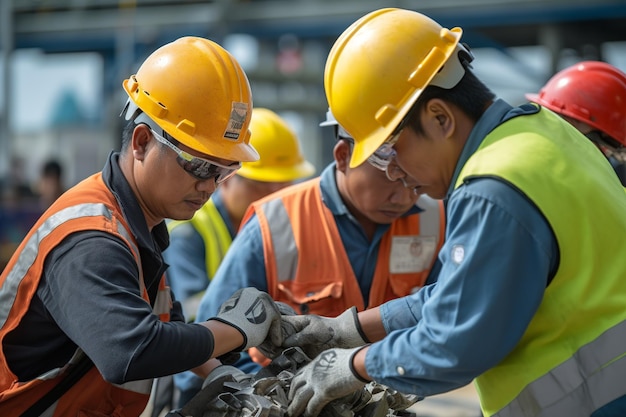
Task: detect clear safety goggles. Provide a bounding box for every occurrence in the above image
[365,115,408,172]
[151,130,241,183]
[337,126,398,171]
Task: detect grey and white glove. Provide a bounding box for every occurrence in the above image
[281,306,368,359]
[256,301,298,359]
[210,287,282,351]
[288,347,368,417]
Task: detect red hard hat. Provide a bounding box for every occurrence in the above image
[526,61,626,146]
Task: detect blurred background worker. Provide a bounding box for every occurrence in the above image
[164,107,315,321]
[161,107,314,412]
[526,61,626,185]
[36,158,66,210]
[176,108,445,405]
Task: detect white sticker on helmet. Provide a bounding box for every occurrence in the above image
[224,102,248,140]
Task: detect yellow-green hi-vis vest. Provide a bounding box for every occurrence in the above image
[455,107,626,417]
[168,198,232,279]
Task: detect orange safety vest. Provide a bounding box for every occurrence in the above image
[243,178,445,316]
[0,173,171,417]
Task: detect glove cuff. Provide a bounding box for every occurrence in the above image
[348,346,370,383]
[348,306,370,344]
[208,317,248,352]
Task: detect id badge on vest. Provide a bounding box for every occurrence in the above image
[389,235,437,273]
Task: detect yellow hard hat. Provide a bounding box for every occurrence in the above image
[236,108,315,182]
[122,36,259,162]
[325,8,465,167]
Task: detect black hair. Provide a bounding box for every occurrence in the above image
[406,67,495,135]
[41,159,62,179]
[121,120,135,152]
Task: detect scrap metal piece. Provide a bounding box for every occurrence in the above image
[171,347,421,417]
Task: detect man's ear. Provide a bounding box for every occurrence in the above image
[423,98,455,139]
[333,140,352,173]
[132,124,153,161]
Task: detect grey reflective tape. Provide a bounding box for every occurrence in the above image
[40,404,56,417]
[495,319,626,417]
[114,379,153,395]
[263,199,298,282]
[153,288,171,316]
[30,378,152,417]
[416,195,441,239]
[0,203,116,329]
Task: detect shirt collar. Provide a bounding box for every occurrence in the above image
[446,99,515,199]
[102,151,169,253]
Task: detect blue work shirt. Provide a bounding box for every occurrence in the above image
[195,162,421,321]
[367,99,560,395]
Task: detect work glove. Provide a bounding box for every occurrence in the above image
[287,347,368,417]
[280,306,369,359]
[210,287,283,352]
[255,301,298,359]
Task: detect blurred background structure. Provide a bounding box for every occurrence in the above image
[1,0,626,283]
[0,1,625,273]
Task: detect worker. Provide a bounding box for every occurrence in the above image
[36,158,66,210]
[182,105,445,403]
[164,107,315,320]
[263,8,626,417]
[0,36,285,417]
[526,60,626,185]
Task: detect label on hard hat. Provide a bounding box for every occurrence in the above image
[389,235,437,273]
[224,102,248,140]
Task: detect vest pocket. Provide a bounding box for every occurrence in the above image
[277,281,344,316]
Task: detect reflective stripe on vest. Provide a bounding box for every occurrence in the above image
[0,203,135,329]
[263,199,298,282]
[38,350,153,416]
[266,194,442,282]
[495,320,626,417]
[458,108,626,416]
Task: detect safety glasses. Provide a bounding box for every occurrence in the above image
[367,110,413,171]
[151,130,241,183]
[337,127,397,172]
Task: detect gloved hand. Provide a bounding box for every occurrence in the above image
[256,301,298,359]
[281,306,368,359]
[209,287,282,351]
[288,347,368,417]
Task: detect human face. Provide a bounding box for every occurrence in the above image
[137,127,238,224]
[384,125,456,200]
[337,140,419,227]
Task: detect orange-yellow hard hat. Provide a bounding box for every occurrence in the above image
[237,108,315,182]
[526,61,626,146]
[325,8,466,167]
[122,36,259,162]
